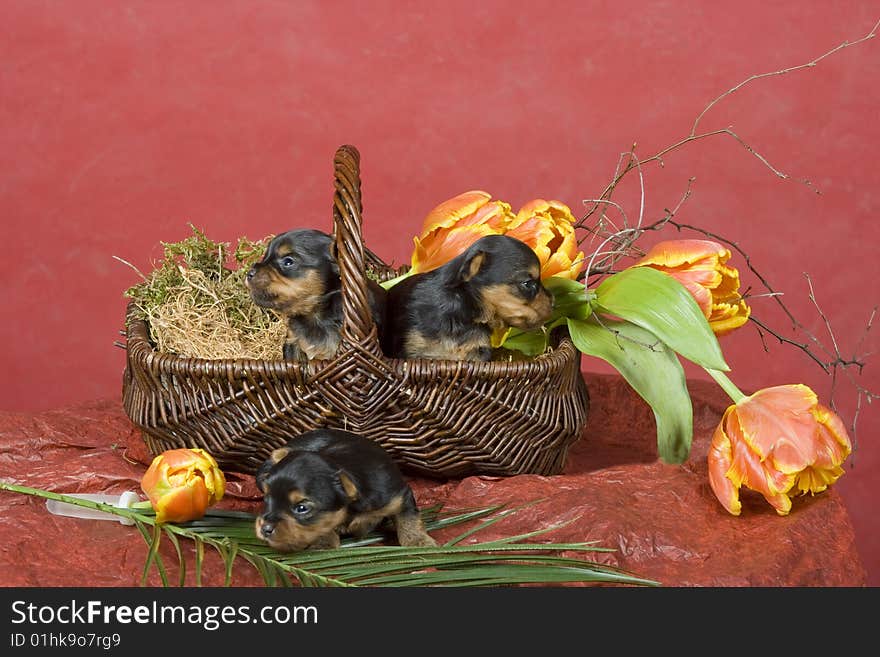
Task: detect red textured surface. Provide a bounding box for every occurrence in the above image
[0,374,865,587]
[1,1,876,584]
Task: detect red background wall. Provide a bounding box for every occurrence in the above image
[2,1,878,584]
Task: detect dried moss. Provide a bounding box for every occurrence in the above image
[121,224,286,360]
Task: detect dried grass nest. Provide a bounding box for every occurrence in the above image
[120,225,287,360]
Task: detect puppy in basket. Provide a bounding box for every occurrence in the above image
[245,228,387,361]
[255,428,436,551]
[382,234,553,361]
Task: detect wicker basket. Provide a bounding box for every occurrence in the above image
[122,145,590,478]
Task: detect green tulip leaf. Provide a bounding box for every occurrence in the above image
[551,296,593,321]
[567,315,693,463]
[543,276,588,296]
[544,277,595,322]
[594,267,729,371]
[497,328,551,356]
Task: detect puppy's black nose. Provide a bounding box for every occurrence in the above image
[260,521,275,537]
[246,266,257,280]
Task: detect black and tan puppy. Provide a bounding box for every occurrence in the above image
[254,428,436,551]
[382,234,553,361]
[245,228,387,361]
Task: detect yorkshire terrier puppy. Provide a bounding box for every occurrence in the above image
[245,229,386,361]
[254,428,436,551]
[382,234,553,361]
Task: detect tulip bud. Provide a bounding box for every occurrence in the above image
[141,448,226,523]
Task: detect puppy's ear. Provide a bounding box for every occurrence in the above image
[327,238,340,276]
[457,249,487,283]
[255,459,274,494]
[270,447,290,464]
[335,470,359,502]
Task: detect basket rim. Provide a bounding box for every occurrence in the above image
[124,301,582,382]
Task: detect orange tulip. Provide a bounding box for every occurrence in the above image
[633,239,750,336]
[505,199,585,280]
[410,190,514,275]
[141,448,226,523]
[708,384,851,516]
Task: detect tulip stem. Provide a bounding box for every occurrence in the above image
[704,368,747,404]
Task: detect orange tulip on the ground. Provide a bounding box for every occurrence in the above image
[141,448,226,523]
[708,384,852,516]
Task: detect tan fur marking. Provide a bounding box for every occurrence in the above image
[308,532,341,549]
[346,494,404,537]
[338,472,359,502]
[479,284,552,329]
[299,333,340,361]
[260,507,348,552]
[403,331,488,361]
[264,269,324,315]
[271,447,291,464]
[287,489,305,504]
[462,252,485,281]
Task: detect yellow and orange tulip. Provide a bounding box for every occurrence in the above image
[708,384,851,516]
[633,239,750,336]
[410,190,514,275]
[505,199,585,280]
[141,448,226,523]
[409,192,585,281]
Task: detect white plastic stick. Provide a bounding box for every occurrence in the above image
[45,491,142,526]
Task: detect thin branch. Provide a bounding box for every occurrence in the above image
[578,18,879,233]
[691,18,880,135]
[748,315,830,372]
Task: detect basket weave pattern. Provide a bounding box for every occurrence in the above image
[122,145,590,478]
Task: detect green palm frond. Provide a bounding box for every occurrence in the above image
[0,481,659,588]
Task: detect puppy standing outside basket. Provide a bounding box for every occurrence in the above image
[255,428,436,551]
[122,145,590,479]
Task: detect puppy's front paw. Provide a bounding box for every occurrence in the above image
[396,514,437,547]
[308,532,341,550]
[405,532,438,548]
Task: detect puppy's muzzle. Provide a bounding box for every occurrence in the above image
[259,518,276,539]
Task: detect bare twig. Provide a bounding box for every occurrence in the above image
[691,18,880,135]
[577,18,879,234]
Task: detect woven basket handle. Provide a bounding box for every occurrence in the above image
[332,145,382,354]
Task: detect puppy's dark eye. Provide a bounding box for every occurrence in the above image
[292,502,311,516]
[518,279,538,296]
[280,256,297,270]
